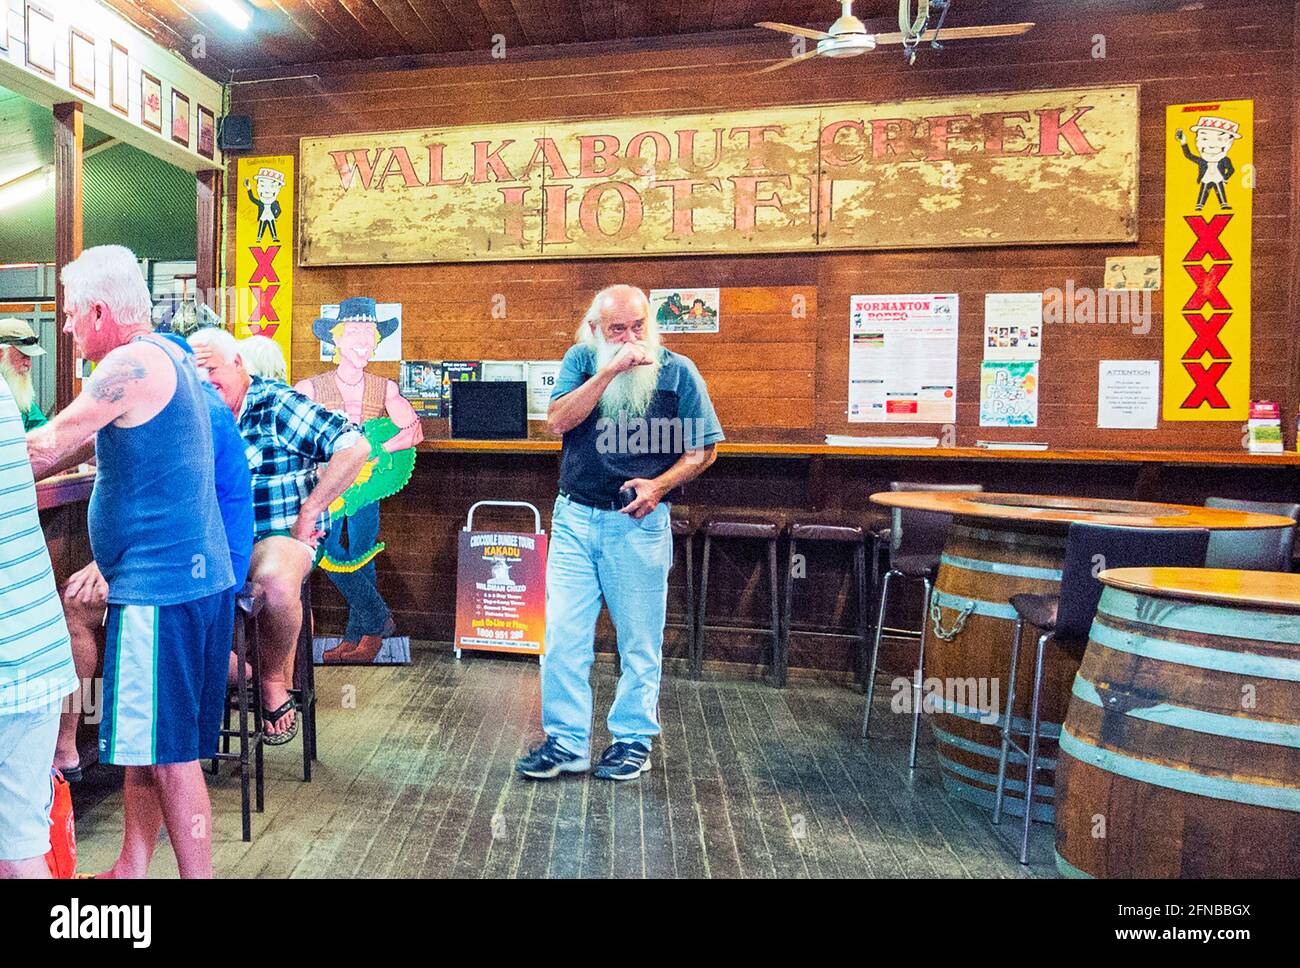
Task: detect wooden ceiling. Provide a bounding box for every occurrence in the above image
[99,0,1016,79]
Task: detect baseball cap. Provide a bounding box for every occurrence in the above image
[0,318,46,356]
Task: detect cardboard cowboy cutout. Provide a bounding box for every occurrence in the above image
[296,297,424,663]
[1175,116,1240,211]
[245,166,286,242]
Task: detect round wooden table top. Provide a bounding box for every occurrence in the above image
[868,491,1296,530]
[1099,566,1300,612]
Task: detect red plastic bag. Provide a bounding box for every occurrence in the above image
[44,769,77,879]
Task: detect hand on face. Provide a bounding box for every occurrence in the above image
[604,341,654,376]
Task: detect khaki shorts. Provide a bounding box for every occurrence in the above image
[0,706,59,861]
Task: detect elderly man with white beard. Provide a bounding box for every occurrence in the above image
[516,284,723,782]
[0,319,48,431]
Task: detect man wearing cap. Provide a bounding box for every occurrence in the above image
[0,319,48,431]
[189,327,372,743]
[244,166,285,243]
[1175,116,1241,211]
[294,298,423,664]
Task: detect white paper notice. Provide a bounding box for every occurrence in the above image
[849,294,958,423]
[1097,360,1160,429]
[526,361,562,420]
[983,292,1043,361]
[482,361,527,382]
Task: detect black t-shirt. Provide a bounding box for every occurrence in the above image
[551,345,725,505]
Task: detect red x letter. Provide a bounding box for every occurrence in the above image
[247,322,279,338]
[250,285,279,323]
[1181,312,1231,360]
[1183,263,1231,312]
[249,246,280,284]
[1182,214,1232,263]
[1180,361,1231,409]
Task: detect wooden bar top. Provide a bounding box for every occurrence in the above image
[36,469,95,511]
[870,491,1297,530]
[417,439,1300,466]
[1099,567,1300,612]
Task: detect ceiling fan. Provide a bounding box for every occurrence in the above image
[755,0,1035,73]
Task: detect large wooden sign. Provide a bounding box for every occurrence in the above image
[1162,99,1253,421]
[298,86,1138,265]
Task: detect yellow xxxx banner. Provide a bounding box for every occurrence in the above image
[234,155,294,379]
[1162,100,1253,421]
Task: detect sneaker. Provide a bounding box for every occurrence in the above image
[515,736,589,780]
[592,741,651,781]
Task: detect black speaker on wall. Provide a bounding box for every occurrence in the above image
[218,115,253,151]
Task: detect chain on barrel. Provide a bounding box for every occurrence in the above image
[926,522,1076,820]
[1055,585,1300,878]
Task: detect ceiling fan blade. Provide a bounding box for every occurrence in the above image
[755,21,832,41]
[873,22,1036,45]
[754,49,824,74]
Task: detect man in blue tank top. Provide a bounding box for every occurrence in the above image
[27,245,235,879]
[51,332,254,781]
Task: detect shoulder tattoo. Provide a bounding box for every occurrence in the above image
[90,353,148,404]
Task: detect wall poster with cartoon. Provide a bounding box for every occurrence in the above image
[1162,100,1253,422]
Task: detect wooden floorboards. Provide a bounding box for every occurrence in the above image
[71,646,1057,878]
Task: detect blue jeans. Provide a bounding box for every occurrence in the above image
[541,494,673,760]
[322,501,393,639]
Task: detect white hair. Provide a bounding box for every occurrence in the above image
[187,326,240,364]
[239,334,287,382]
[575,284,655,344]
[60,245,152,328]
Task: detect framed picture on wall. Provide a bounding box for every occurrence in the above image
[69,30,95,97]
[110,42,130,115]
[171,90,190,147]
[197,105,216,159]
[24,3,56,78]
[141,71,162,131]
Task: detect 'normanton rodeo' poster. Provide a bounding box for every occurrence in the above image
[297,86,1139,265]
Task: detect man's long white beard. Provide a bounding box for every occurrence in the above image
[591,331,662,419]
[0,358,34,415]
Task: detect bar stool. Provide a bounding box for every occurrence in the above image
[780,512,873,689]
[992,523,1210,864]
[290,576,319,781]
[1203,497,1299,571]
[666,505,698,671]
[861,482,984,767]
[696,511,785,684]
[211,587,266,842]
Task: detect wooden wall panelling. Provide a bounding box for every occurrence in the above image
[231,0,1300,668]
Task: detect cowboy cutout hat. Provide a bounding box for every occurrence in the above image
[313,297,400,344]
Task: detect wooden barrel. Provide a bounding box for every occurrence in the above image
[927,522,1079,821]
[1055,575,1300,878]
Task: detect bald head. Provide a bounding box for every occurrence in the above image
[577,285,654,347]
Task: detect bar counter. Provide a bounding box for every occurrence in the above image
[312,442,1300,679]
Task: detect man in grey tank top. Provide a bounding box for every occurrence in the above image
[28,245,235,879]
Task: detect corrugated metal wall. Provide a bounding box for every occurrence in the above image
[0,133,197,263]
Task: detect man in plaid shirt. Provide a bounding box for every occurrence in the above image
[191,329,372,743]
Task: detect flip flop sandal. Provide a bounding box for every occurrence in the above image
[261,699,300,746]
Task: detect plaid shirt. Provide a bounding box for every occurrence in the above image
[237,376,361,539]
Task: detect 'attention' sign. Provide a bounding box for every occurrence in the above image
[298,86,1138,265]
